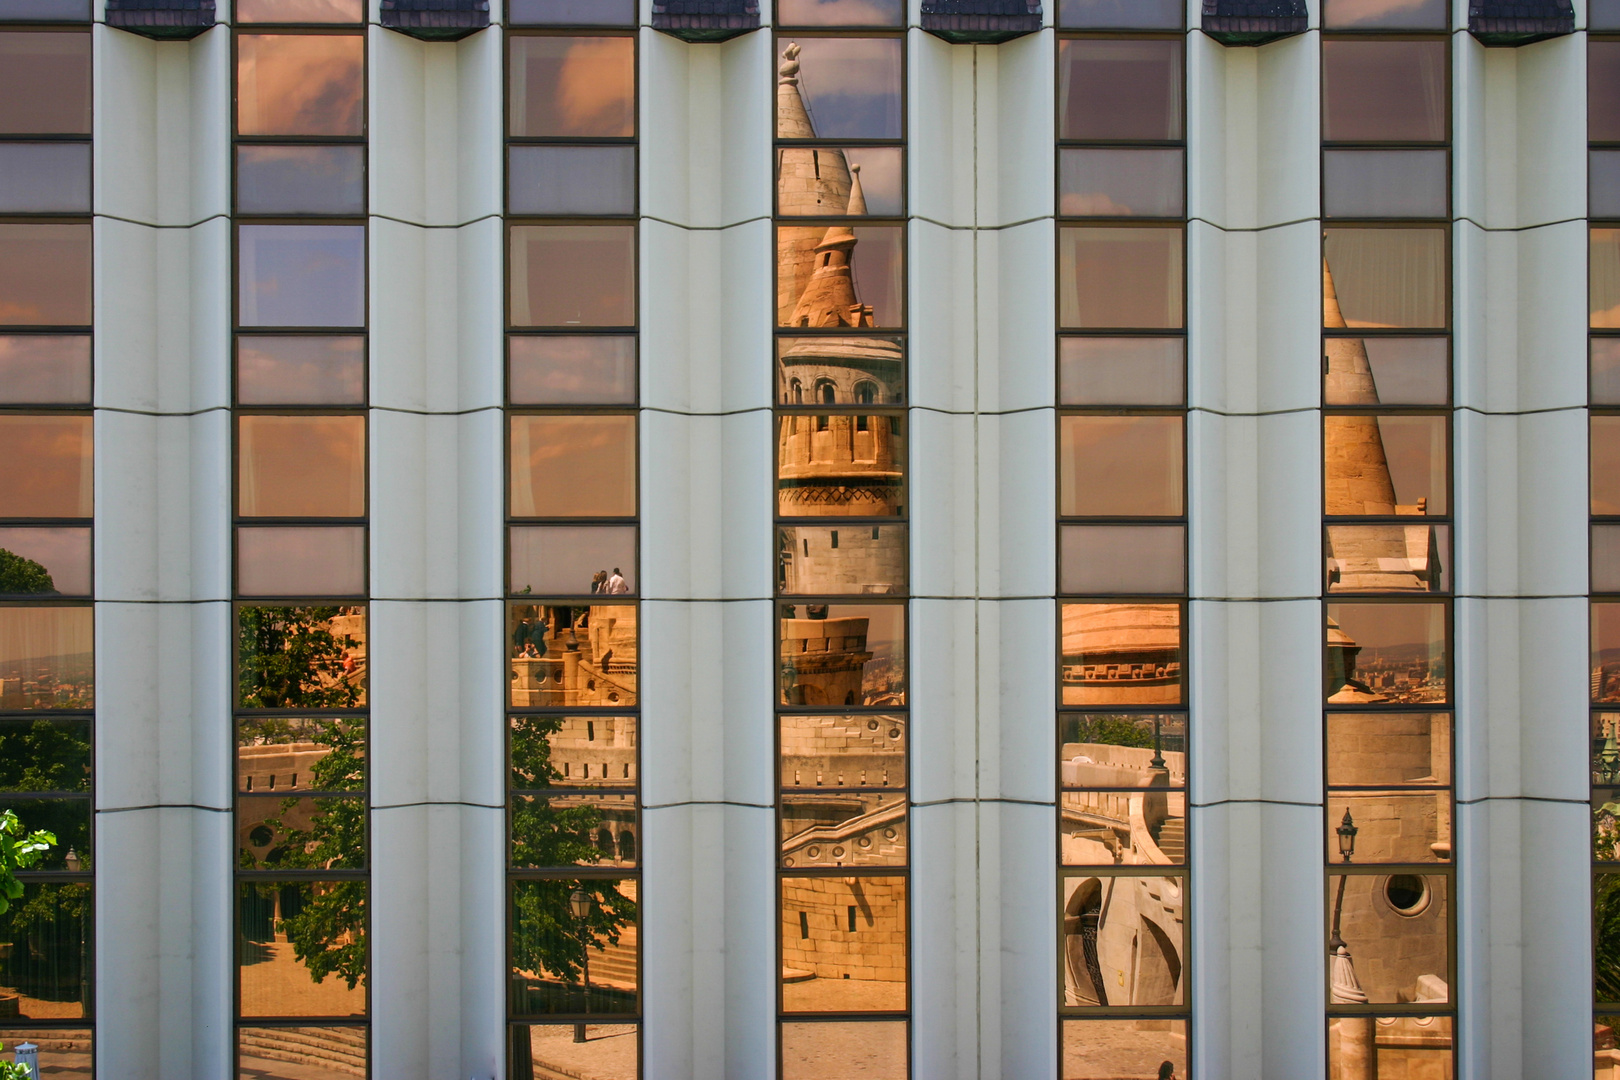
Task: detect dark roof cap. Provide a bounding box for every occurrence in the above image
[651,0,760,42]
[1202,0,1307,45]
[1468,0,1574,45]
[920,0,1042,43]
[105,0,214,39]
[380,0,490,40]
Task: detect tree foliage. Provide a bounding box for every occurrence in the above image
[1599,872,1620,1004]
[238,606,362,709]
[0,809,55,917]
[1065,714,1159,750]
[0,550,53,596]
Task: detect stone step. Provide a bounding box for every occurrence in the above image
[239,1026,367,1077]
[1156,818,1186,863]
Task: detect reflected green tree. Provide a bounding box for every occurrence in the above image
[0,551,52,595]
[238,606,362,709]
[0,719,89,794]
[1064,715,1158,750]
[245,719,367,991]
[1598,874,1620,1003]
[509,716,612,868]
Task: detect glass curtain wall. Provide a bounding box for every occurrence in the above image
[231,3,371,1074]
[0,13,94,1076]
[1320,5,1456,1075]
[504,10,641,1080]
[773,3,909,1076]
[1592,24,1620,1069]
[1054,6,1189,1077]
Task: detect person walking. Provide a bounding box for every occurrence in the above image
[606,567,629,594]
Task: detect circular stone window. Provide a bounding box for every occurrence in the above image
[1384,874,1430,917]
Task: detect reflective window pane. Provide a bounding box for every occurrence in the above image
[515,1025,637,1080]
[509,414,636,518]
[1596,229,1620,329]
[777,146,903,217]
[510,792,637,868]
[1060,603,1184,707]
[0,224,92,326]
[509,145,635,216]
[1327,602,1448,705]
[508,602,637,709]
[780,875,906,1011]
[1061,1018,1188,1080]
[0,335,90,404]
[1596,604,1620,703]
[1322,41,1447,143]
[237,715,366,793]
[778,336,904,406]
[1324,414,1448,517]
[1596,151,1620,219]
[1059,337,1183,407]
[1598,417,1620,515]
[0,0,90,17]
[1058,0,1182,28]
[778,525,907,597]
[509,335,636,405]
[509,526,637,597]
[237,335,365,406]
[0,414,92,518]
[1059,148,1184,218]
[777,414,905,518]
[1603,787,1620,861]
[239,1029,365,1078]
[0,33,90,135]
[0,143,89,213]
[1324,874,1450,1004]
[777,38,902,141]
[0,882,89,1018]
[778,0,903,25]
[0,605,93,709]
[236,34,364,137]
[0,796,87,868]
[1596,43,1620,143]
[236,145,364,215]
[1324,337,1448,406]
[0,527,91,596]
[1327,712,1451,788]
[0,716,89,792]
[1058,39,1183,142]
[238,225,366,328]
[238,794,366,870]
[1328,1016,1453,1077]
[1326,523,1449,594]
[779,603,905,708]
[237,605,367,709]
[1598,339,1620,405]
[508,36,634,139]
[1596,0,1620,29]
[508,0,634,22]
[782,1021,906,1080]
[781,793,905,868]
[1060,714,1185,788]
[1324,228,1447,330]
[1062,875,1185,1006]
[1598,525,1620,593]
[237,526,366,598]
[238,0,362,19]
[1324,149,1448,219]
[237,414,366,518]
[1060,524,1185,595]
[777,225,903,329]
[1062,784,1185,862]
[1328,790,1450,863]
[509,878,638,1016]
[510,226,635,328]
[1059,227,1184,330]
[237,880,368,1017]
[1059,415,1184,518]
[780,714,906,790]
[510,714,637,790]
[1323,0,1448,27]
[1603,874,1620,1001]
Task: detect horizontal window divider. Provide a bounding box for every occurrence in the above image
[777,707,908,718]
[10,872,94,883]
[1057,139,1186,149]
[235,1017,369,1028]
[508,325,637,335]
[771,26,905,36]
[1061,787,1186,796]
[777,1011,909,1023]
[237,326,367,335]
[1185,215,1320,234]
[233,708,369,718]
[506,868,639,881]
[1325,863,1454,875]
[1056,1008,1191,1021]
[509,708,641,719]
[0,324,92,334]
[234,870,370,881]
[1324,1004,1458,1018]
[781,787,907,796]
[0,134,92,144]
[0,790,90,800]
[237,789,366,799]
[510,789,638,799]
[233,217,366,227]
[777,864,907,877]
[1059,216,1186,225]
[0,517,93,527]
[1059,866,1185,880]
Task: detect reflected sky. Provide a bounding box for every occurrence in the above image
[0,143,90,214]
[237,335,365,406]
[510,226,635,327]
[0,606,92,667]
[0,528,90,596]
[1595,417,1620,515]
[1060,415,1184,518]
[0,415,91,518]
[1060,337,1184,406]
[509,335,636,405]
[0,336,90,404]
[237,145,364,215]
[237,34,364,137]
[509,36,634,139]
[784,38,902,141]
[1324,229,1447,330]
[1323,150,1448,220]
[509,414,637,518]
[1323,0,1448,28]
[0,225,91,326]
[509,145,635,217]
[238,226,366,328]
[778,0,902,25]
[0,33,91,136]
[1322,40,1447,143]
[1060,148,1183,218]
[237,0,362,20]
[237,414,366,518]
[1060,227,1183,330]
[237,526,366,598]
[508,525,637,596]
[1058,39,1183,142]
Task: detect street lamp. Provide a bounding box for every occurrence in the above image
[569,888,591,1044]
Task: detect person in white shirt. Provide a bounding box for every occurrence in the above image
[606,567,629,594]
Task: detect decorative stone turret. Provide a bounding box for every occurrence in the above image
[1060,605,1183,706]
[780,613,873,706]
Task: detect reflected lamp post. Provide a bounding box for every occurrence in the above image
[570,888,591,1043]
[1329,810,1374,1079]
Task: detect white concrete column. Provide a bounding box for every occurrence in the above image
[1449,21,1591,1078]
[636,21,777,1080]
[92,21,233,1080]
[365,17,506,1079]
[1185,15,1324,1079]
